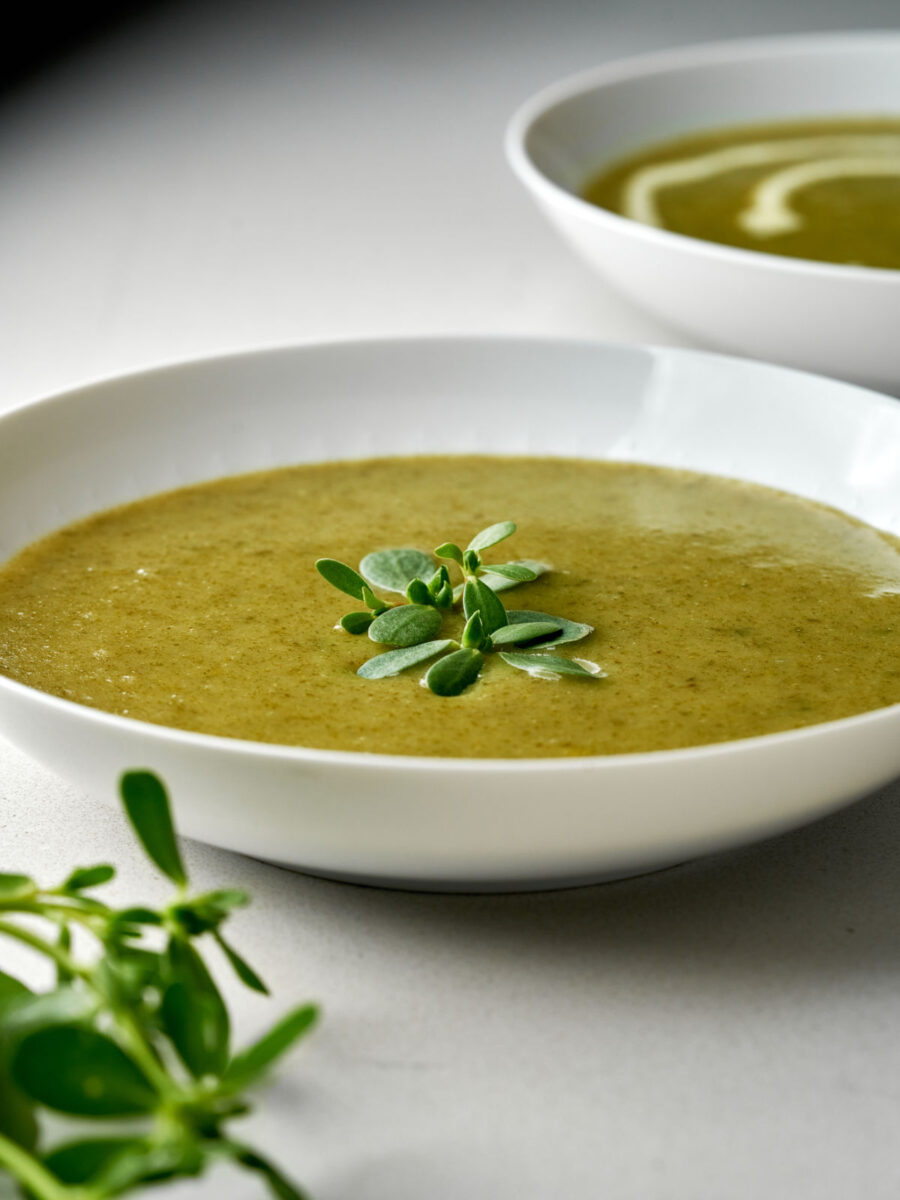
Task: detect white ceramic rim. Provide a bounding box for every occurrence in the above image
[3,332,900,776]
[505,29,900,284]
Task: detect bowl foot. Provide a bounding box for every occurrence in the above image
[257,856,689,894]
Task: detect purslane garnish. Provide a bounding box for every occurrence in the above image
[0,773,315,1200]
[316,522,604,697]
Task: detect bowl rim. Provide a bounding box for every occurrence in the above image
[3,333,900,774]
[505,29,900,284]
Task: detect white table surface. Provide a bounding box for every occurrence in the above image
[1,2,899,1197]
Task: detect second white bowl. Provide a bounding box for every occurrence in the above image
[506,33,900,392]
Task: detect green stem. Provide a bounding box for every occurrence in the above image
[41,894,110,915]
[113,1008,179,1101]
[0,920,89,981]
[0,899,107,927]
[0,1130,93,1200]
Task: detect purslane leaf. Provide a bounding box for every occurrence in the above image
[498,652,604,679]
[467,521,516,552]
[160,983,227,1080]
[315,558,369,601]
[189,887,249,913]
[405,578,433,607]
[112,906,163,928]
[425,648,484,696]
[1,986,98,1036]
[360,584,384,612]
[480,563,537,582]
[458,560,550,598]
[357,639,454,679]
[11,1025,157,1116]
[62,864,115,892]
[427,565,454,608]
[161,939,230,1077]
[171,888,249,936]
[461,612,486,650]
[340,611,373,634]
[119,772,187,887]
[434,542,463,566]
[223,1004,319,1092]
[488,621,562,647]
[0,1073,38,1151]
[0,873,34,900]
[463,578,507,636]
[427,564,451,592]
[359,548,435,592]
[42,1137,148,1187]
[506,609,593,646]
[90,1138,201,1194]
[0,969,31,1015]
[368,604,442,647]
[0,970,38,1150]
[215,932,270,996]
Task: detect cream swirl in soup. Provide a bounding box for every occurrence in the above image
[585,117,900,269]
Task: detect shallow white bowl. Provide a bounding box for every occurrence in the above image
[2,337,900,891]
[506,32,900,393]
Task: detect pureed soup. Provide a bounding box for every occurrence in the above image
[583,116,900,269]
[1,455,900,758]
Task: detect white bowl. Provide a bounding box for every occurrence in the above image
[2,337,900,892]
[506,33,900,393]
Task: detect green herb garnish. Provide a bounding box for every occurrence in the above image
[316,522,604,696]
[0,772,315,1200]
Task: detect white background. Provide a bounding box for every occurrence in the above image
[1,2,899,1197]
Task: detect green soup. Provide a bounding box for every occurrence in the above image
[583,116,900,269]
[1,456,900,757]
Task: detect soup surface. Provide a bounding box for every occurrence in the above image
[2,456,900,757]
[583,117,900,269]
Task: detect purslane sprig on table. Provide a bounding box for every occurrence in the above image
[316,521,604,696]
[0,773,315,1200]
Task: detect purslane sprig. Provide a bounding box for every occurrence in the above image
[316,522,604,696]
[0,773,316,1200]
